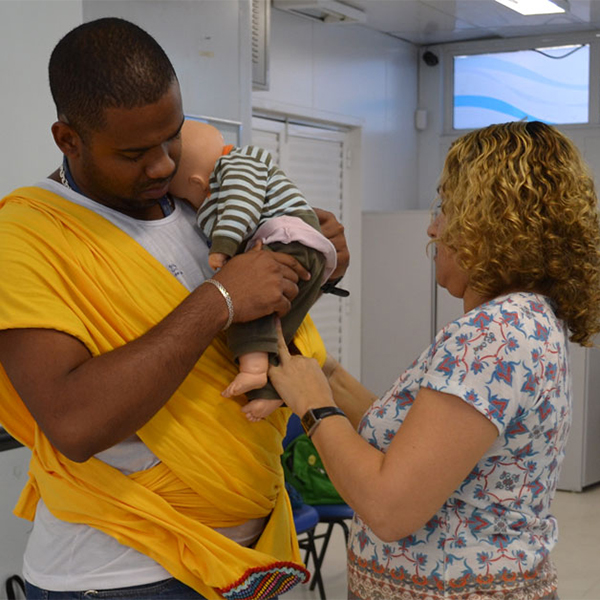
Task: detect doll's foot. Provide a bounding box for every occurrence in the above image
[222,372,268,398]
[242,399,284,422]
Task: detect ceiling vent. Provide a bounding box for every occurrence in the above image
[273,0,366,24]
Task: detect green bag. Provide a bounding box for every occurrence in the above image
[281,434,344,505]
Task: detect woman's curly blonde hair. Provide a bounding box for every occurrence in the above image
[437,121,600,346]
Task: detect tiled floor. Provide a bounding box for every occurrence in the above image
[551,483,600,599]
[282,483,600,600]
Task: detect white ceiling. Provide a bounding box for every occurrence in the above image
[344,0,600,45]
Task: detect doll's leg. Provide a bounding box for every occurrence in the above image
[224,352,282,421]
[222,351,269,397]
[241,244,326,421]
[224,242,326,421]
[241,398,284,422]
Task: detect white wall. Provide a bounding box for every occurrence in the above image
[254,7,419,212]
[362,211,433,395]
[0,1,84,581]
[83,0,253,141]
[1,0,82,192]
[253,8,420,386]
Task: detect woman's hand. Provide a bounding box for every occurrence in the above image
[268,320,335,417]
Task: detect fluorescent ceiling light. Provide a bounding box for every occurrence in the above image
[494,0,568,15]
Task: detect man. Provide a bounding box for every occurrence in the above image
[0,17,348,600]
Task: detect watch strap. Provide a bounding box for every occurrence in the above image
[301,406,347,438]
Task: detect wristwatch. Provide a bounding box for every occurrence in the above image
[301,406,347,438]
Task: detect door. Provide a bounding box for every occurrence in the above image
[252,117,357,371]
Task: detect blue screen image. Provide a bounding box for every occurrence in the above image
[453,45,589,129]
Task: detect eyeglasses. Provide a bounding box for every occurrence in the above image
[431,197,443,220]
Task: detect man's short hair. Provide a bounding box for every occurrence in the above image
[49,17,178,135]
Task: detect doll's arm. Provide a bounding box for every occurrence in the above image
[209,252,228,271]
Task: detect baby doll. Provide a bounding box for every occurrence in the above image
[170,120,337,421]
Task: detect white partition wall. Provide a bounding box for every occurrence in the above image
[361,211,433,396]
[558,345,600,491]
[254,6,419,213]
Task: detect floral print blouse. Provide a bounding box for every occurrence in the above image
[348,292,569,599]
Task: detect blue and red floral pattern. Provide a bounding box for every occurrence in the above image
[348,293,568,599]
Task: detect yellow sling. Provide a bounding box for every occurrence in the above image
[0,186,327,599]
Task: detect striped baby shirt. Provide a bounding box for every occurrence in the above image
[197,145,317,257]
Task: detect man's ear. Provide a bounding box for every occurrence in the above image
[51,120,83,158]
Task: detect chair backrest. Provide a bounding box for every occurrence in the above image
[293,503,319,533]
[283,413,304,448]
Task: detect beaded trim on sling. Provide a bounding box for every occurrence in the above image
[218,562,309,599]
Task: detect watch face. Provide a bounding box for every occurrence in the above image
[301,410,317,435]
[301,407,345,437]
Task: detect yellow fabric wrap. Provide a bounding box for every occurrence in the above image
[0,186,327,599]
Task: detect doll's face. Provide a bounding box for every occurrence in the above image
[168,121,224,210]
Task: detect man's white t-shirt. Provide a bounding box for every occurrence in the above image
[23,180,263,591]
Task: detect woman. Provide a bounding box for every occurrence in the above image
[269,121,600,599]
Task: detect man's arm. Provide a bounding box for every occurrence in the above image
[0,248,305,462]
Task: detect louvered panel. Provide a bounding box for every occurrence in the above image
[310,294,343,361]
[251,129,280,162]
[286,137,344,220]
[285,135,345,360]
[252,119,347,363]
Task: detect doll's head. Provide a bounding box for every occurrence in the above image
[169,120,225,208]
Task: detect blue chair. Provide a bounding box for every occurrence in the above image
[307,503,353,593]
[292,502,326,599]
[283,414,354,598]
[282,412,304,448]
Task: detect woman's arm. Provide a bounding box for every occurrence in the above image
[270,328,498,543]
[308,387,498,541]
[321,355,377,429]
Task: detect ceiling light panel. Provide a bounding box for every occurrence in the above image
[494,0,567,16]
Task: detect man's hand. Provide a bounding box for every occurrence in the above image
[213,241,310,322]
[314,208,350,281]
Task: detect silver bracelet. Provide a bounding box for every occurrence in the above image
[205,279,234,330]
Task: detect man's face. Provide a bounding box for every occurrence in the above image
[73,81,184,219]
